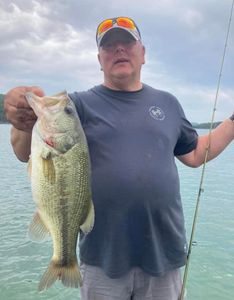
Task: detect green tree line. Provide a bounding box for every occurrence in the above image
[192,122,221,129]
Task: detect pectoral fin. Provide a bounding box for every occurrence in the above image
[80,202,95,234]
[42,156,56,183]
[28,211,49,242]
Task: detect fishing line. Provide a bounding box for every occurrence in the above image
[179,1,234,299]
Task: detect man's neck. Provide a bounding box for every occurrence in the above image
[103,79,142,92]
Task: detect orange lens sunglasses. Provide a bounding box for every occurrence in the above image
[97,17,138,37]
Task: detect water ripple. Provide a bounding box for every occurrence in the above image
[1,125,234,300]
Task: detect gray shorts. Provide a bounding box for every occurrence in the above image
[80,263,185,300]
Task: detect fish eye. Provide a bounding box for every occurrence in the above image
[64,106,74,115]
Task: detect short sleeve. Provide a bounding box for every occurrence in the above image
[174,107,198,156]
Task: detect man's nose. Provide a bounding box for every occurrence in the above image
[115,42,126,52]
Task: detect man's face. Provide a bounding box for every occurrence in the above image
[98,30,145,85]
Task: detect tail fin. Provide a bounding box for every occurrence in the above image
[38,259,82,292]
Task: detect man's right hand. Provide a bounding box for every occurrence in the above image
[4,86,45,133]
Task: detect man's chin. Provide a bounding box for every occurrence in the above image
[112,71,133,80]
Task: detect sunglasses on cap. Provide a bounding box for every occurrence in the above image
[96,17,141,48]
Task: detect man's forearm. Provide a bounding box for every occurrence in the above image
[11,127,32,162]
[197,118,234,164]
[178,118,234,167]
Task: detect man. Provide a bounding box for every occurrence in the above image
[4,17,234,300]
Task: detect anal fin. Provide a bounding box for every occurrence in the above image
[28,211,49,242]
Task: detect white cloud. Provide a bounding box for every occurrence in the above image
[0,0,233,122]
[183,8,203,29]
[0,1,101,93]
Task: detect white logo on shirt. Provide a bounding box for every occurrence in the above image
[149,106,165,121]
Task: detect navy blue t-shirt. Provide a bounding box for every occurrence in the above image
[69,84,198,278]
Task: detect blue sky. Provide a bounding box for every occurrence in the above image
[0,0,233,122]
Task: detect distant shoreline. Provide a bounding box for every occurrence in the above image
[192,122,221,129]
[0,94,225,129]
[0,93,223,128]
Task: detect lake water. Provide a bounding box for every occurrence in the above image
[0,124,233,300]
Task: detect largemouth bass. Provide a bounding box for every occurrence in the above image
[25,91,94,291]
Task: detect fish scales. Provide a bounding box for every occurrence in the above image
[33,145,88,261]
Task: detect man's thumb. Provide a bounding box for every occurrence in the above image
[29,86,45,97]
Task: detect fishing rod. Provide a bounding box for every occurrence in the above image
[179,1,234,299]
